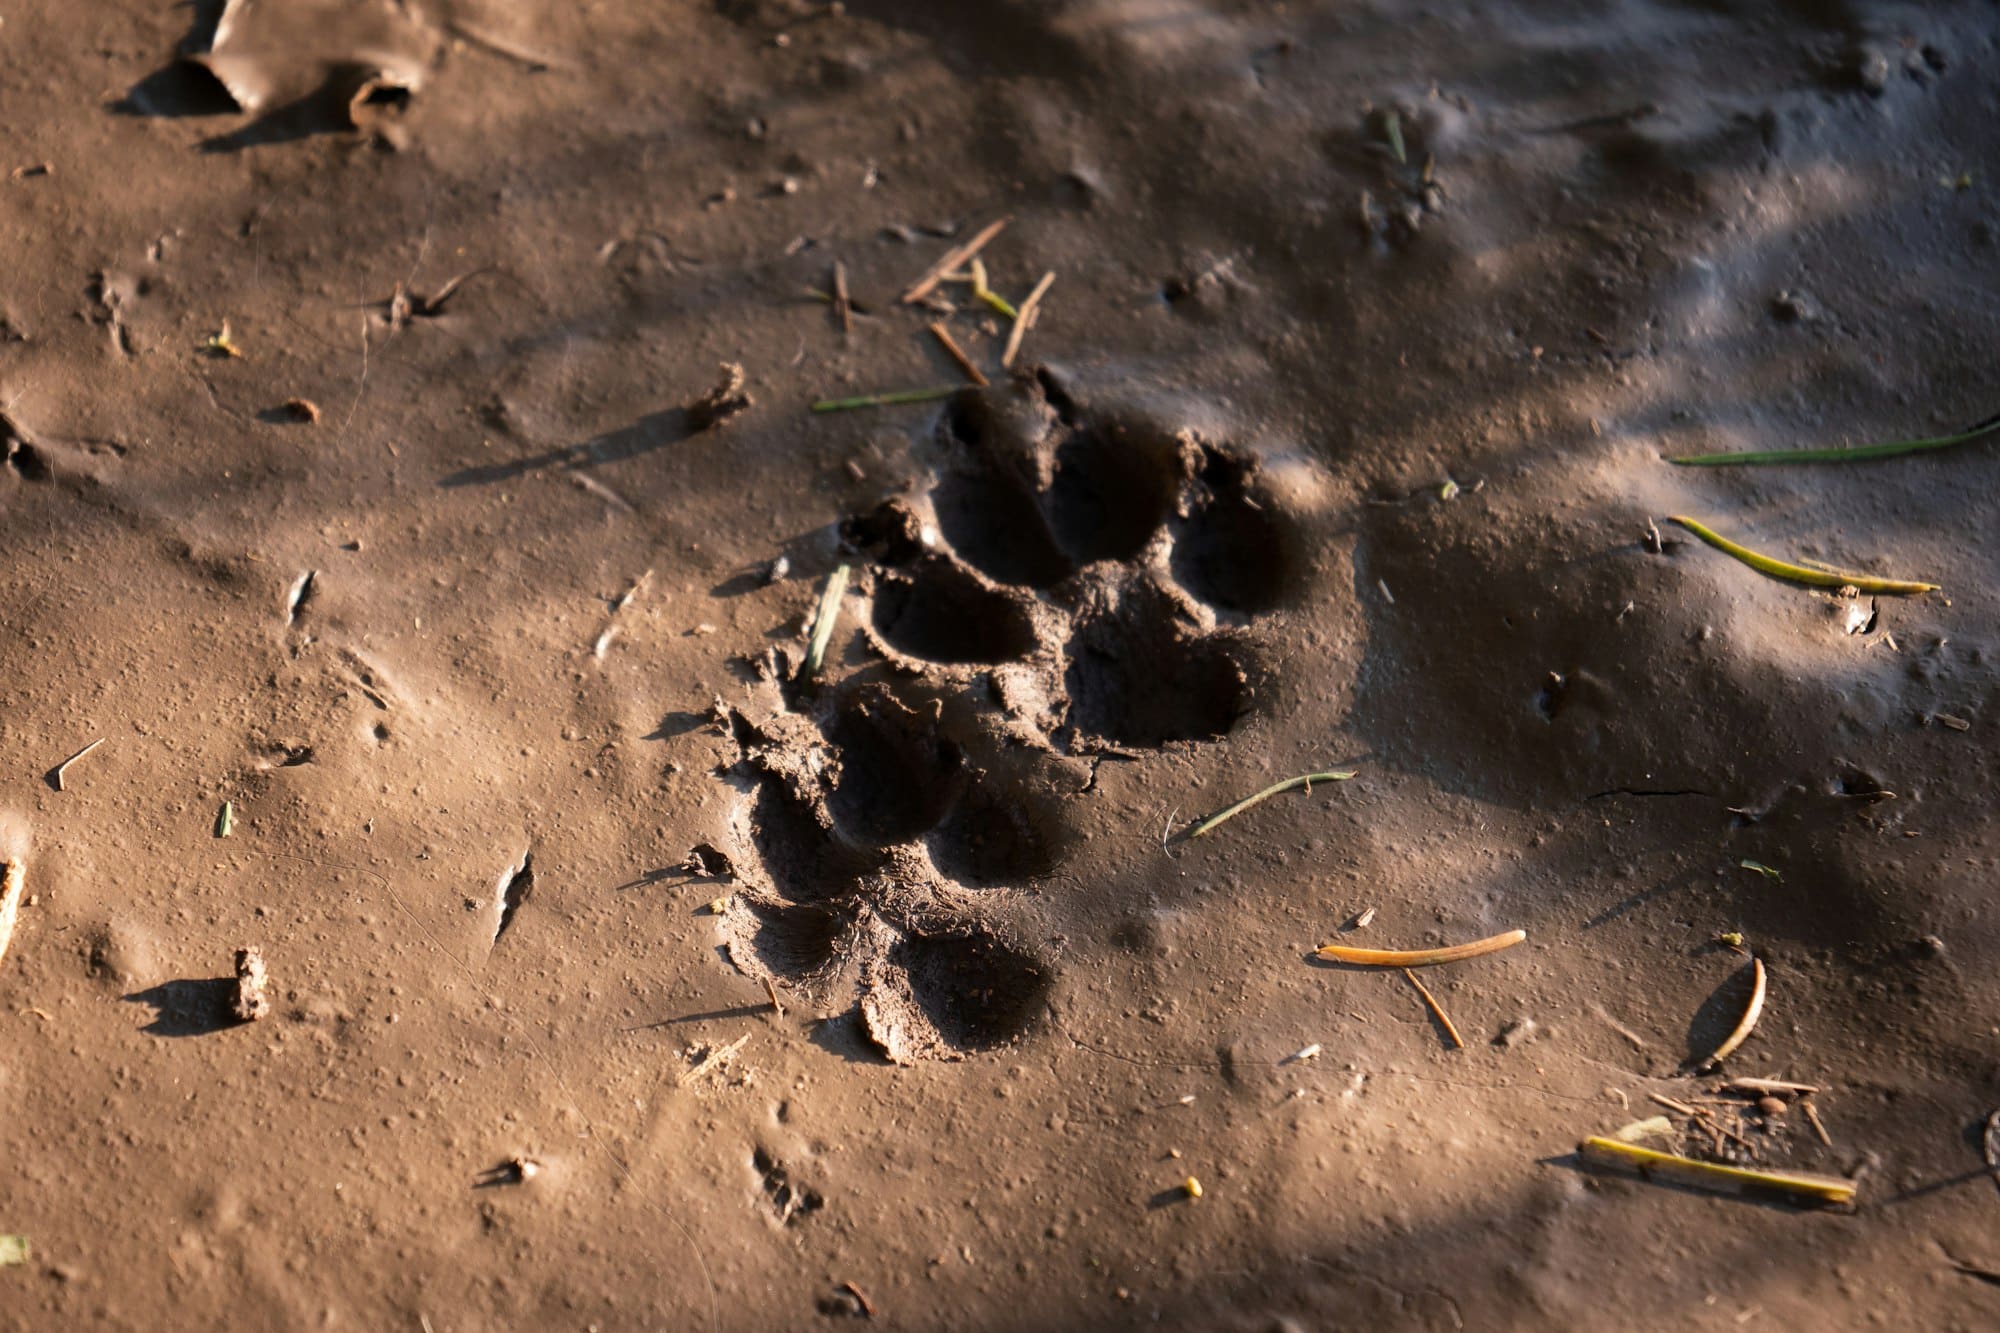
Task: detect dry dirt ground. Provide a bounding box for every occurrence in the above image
[3,1,2000,1329]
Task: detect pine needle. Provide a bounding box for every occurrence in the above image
[1188,770,1356,839]
[1666,411,2000,466]
[811,387,959,413]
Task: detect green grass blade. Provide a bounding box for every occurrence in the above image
[1668,516,1938,595]
[1666,412,2000,466]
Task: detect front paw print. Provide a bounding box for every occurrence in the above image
[713,373,1309,1061]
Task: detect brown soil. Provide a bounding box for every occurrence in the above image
[4,1,2000,1329]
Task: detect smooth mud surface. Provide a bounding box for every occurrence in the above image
[4,2,2000,1329]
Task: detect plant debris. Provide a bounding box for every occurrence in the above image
[1693,956,1766,1070]
[1738,859,1781,882]
[202,321,243,359]
[1610,1116,1677,1144]
[215,801,236,838]
[1403,967,1464,1049]
[1188,769,1357,839]
[901,217,1010,304]
[810,386,959,413]
[1316,928,1527,968]
[685,362,751,432]
[1002,270,1056,369]
[831,260,852,337]
[967,258,1018,319]
[801,563,851,681]
[52,737,104,791]
[1666,410,2000,466]
[1668,516,1938,596]
[680,1033,751,1087]
[1578,1136,1855,1207]
[0,1235,26,1265]
[928,321,988,386]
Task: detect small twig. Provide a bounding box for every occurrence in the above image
[810,386,959,413]
[1722,1077,1820,1096]
[928,322,988,387]
[802,564,851,680]
[1666,410,2000,467]
[764,977,785,1016]
[840,1282,877,1318]
[1648,1092,1701,1118]
[1316,928,1526,968]
[1189,770,1356,839]
[53,737,105,791]
[1402,968,1463,1050]
[679,1033,751,1087]
[900,217,1010,304]
[1577,1136,1854,1207]
[1803,1100,1833,1147]
[1669,516,1938,596]
[1002,270,1056,369]
[611,570,653,614]
[832,261,852,337]
[1696,956,1766,1068]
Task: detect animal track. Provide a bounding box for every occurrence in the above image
[714,374,1306,1061]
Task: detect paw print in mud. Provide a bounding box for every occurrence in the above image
[715,375,1305,1062]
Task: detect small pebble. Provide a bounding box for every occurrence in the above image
[1758,1096,1788,1117]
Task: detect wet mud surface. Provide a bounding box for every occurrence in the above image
[3,1,2000,1329]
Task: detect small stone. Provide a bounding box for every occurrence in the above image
[1758,1096,1788,1117]
[231,946,270,1022]
[1855,48,1889,94]
[1770,289,1820,323]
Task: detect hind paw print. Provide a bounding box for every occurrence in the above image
[714,375,1308,1061]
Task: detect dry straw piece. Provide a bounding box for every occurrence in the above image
[1578,1136,1855,1207]
[1316,928,1526,968]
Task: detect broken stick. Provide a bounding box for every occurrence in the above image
[900,217,1010,304]
[1402,968,1463,1049]
[1002,270,1056,369]
[53,737,105,791]
[928,322,988,387]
